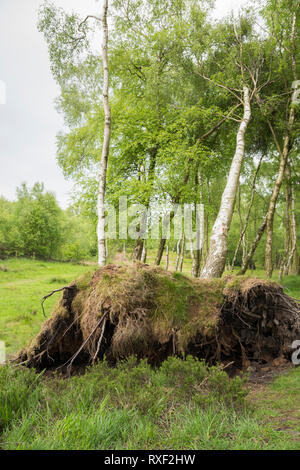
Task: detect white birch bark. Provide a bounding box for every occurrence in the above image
[191,203,204,277]
[284,186,297,275]
[264,12,297,278]
[199,203,205,253]
[141,240,147,263]
[265,90,296,277]
[239,77,297,277]
[200,87,251,278]
[175,239,181,271]
[97,0,111,266]
[179,234,185,272]
[165,244,169,271]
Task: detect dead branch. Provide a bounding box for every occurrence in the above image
[65,314,108,373]
[93,315,108,362]
[41,286,74,318]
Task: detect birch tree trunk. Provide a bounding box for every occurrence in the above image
[179,234,185,272]
[291,250,300,275]
[191,203,204,277]
[238,135,295,277]
[154,207,178,266]
[200,87,251,278]
[284,185,297,275]
[191,174,205,278]
[190,238,196,275]
[132,237,144,261]
[237,217,267,275]
[264,13,297,278]
[238,78,297,276]
[132,153,156,261]
[237,185,247,265]
[155,237,167,266]
[279,163,297,279]
[204,181,210,264]
[141,240,147,263]
[175,239,181,271]
[165,244,169,271]
[279,179,291,281]
[97,0,111,266]
[264,100,296,278]
[231,153,264,270]
[154,170,190,266]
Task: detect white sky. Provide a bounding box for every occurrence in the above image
[0,0,248,209]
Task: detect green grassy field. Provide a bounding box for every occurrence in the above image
[0,257,299,450]
[0,258,96,355]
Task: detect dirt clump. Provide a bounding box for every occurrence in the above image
[15,263,300,372]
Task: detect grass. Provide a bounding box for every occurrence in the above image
[0,357,299,450]
[0,256,299,450]
[0,258,95,354]
[248,367,300,445]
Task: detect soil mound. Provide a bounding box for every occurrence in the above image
[16,263,300,371]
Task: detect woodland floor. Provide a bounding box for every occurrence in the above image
[0,257,299,450]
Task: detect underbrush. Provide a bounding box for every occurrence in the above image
[1,356,297,450]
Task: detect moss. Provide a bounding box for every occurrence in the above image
[175,280,225,352]
[224,276,280,298]
[153,274,193,325]
[172,272,188,281]
[72,289,91,317]
[75,271,94,291]
[51,300,70,319]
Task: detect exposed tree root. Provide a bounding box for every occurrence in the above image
[41,286,75,318]
[15,264,300,372]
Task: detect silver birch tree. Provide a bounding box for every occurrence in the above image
[200,86,251,278]
[97,0,111,266]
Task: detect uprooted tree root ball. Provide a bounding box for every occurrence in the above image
[15,263,300,371]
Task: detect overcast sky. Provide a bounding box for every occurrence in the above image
[0,0,248,209]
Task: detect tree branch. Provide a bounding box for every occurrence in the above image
[78,15,101,30]
[197,103,242,141]
[194,70,244,104]
[41,286,74,318]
